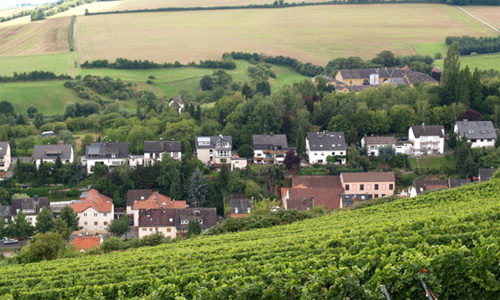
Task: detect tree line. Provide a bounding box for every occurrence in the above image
[0,71,70,83]
[80,58,236,70]
[446,36,500,56]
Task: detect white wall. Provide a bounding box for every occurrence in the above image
[78,206,114,232]
[196,148,231,165]
[0,143,11,172]
[138,226,177,239]
[82,158,127,174]
[408,128,444,156]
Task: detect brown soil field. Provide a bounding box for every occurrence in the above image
[0,17,70,56]
[464,6,500,29]
[76,4,495,65]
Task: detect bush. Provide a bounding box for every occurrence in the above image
[100,237,127,253]
[16,232,65,263]
[140,232,166,246]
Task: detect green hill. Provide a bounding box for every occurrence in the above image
[0,179,499,299]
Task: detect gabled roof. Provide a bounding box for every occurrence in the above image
[478,168,496,182]
[195,135,232,149]
[0,142,9,158]
[448,178,470,188]
[362,136,397,145]
[71,236,102,251]
[70,189,113,213]
[341,172,395,183]
[338,68,405,79]
[228,194,252,214]
[169,96,184,106]
[405,71,438,85]
[252,134,288,150]
[307,131,346,151]
[138,208,176,227]
[175,208,217,230]
[412,180,449,195]
[285,176,343,210]
[32,144,73,161]
[10,197,49,216]
[292,176,342,189]
[410,125,444,138]
[144,141,182,153]
[85,142,129,158]
[126,189,153,207]
[455,120,497,140]
[342,194,373,208]
[132,192,186,210]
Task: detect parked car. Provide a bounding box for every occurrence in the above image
[3,238,18,245]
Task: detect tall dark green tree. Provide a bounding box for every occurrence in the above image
[36,208,54,234]
[7,212,35,241]
[187,220,202,237]
[440,42,461,106]
[469,68,483,111]
[53,218,71,241]
[107,216,130,238]
[60,206,80,232]
[188,168,208,207]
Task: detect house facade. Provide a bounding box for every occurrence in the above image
[195,135,232,165]
[454,120,497,148]
[138,208,177,239]
[409,178,470,197]
[306,131,346,165]
[126,189,153,224]
[252,134,288,164]
[10,196,50,226]
[282,176,343,210]
[81,142,129,174]
[0,142,11,172]
[334,67,437,88]
[144,140,182,164]
[408,124,445,156]
[175,208,217,236]
[32,144,74,168]
[227,194,252,218]
[340,172,395,199]
[70,189,114,232]
[130,192,186,226]
[361,136,397,156]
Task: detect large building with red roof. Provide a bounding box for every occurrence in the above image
[70,189,114,232]
[128,191,186,226]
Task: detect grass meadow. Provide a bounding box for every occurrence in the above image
[409,156,449,172]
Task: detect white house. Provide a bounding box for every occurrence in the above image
[10,196,50,226]
[306,131,347,165]
[169,97,185,114]
[137,208,178,239]
[195,135,232,165]
[408,124,445,156]
[252,134,288,164]
[144,140,182,164]
[81,142,129,174]
[70,189,114,232]
[361,136,397,156]
[454,120,497,148]
[32,144,74,168]
[129,192,186,227]
[0,142,11,172]
[230,156,248,171]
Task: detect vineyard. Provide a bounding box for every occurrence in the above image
[0,179,499,299]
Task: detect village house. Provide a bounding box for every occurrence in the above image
[71,235,103,252]
[175,207,217,236]
[408,124,445,156]
[195,135,232,166]
[454,120,497,148]
[361,136,397,156]
[0,142,11,173]
[334,67,437,88]
[252,134,288,165]
[32,144,74,168]
[340,172,396,199]
[306,131,347,165]
[230,156,248,171]
[169,96,185,114]
[226,194,252,218]
[70,189,114,232]
[130,191,186,226]
[409,178,470,197]
[81,142,129,174]
[282,176,343,210]
[478,168,496,182]
[144,140,182,164]
[138,208,177,239]
[10,196,50,226]
[126,189,153,224]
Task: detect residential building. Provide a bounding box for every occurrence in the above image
[408,124,445,156]
[227,194,252,218]
[32,144,74,168]
[138,208,177,239]
[340,172,396,199]
[81,142,129,174]
[0,142,11,172]
[126,189,153,221]
[409,178,470,197]
[70,189,114,232]
[195,135,232,165]
[130,192,186,226]
[361,136,397,156]
[306,131,347,165]
[252,134,288,164]
[144,140,182,164]
[478,168,496,182]
[230,156,248,171]
[169,96,185,114]
[454,120,497,148]
[334,67,437,88]
[10,196,50,226]
[71,236,103,252]
[282,176,343,210]
[175,207,217,236]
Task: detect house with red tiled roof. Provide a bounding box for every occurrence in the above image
[70,189,114,232]
[130,192,186,226]
[71,235,103,252]
[282,176,343,210]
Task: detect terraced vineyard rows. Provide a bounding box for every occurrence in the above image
[0,180,499,299]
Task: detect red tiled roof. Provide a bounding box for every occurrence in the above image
[291,176,342,189]
[133,192,186,210]
[285,176,343,210]
[71,236,102,251]
[341,172,395,183]
[70,189,113,213]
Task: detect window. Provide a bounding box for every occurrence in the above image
[94,213,98,217]
[389,184,394,190]
[345,184,350,191]
[94,221,98,225]
[374,195,379,198]
[360,184,364,191]
[181,219,188,225]
[84,213,87,217]
[382,194,386,197]
[375,184,379,190]
[209,149,213,153]
[84,221,88,225]
[149,228,153,231]
[198,219,203,224]
[142,228,147,231]
[169,218,173,222]
[103,213,107,217]
[103,221,108,225]
[234,208,239,214]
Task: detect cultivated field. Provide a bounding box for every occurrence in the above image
[464,6,500,29]
[76,4,496,65]
[0,17,70,56]
[0,53,76,76]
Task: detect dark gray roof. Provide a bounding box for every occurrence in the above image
[138,208,176,227]
[0,205,11,219]
[175,208,217,230]
[411,125,444,138]
[252,134,288,151]
[342,194,373,208]
[227,194,252,215]
[339,68,405,79]
[169,96,184,106]
[0,142,8,158]
[86,142,129,159]
[144,141,181,153]
[195,135,232,149]
[448,178,471,188]
[10,197,49,216]
[126,189,154,207]
[412,179,449,195]
[307,131,346,151]
[478,168,496,182]
[406,71,438,85]
[455,120,497,140]
[32,144,73,161]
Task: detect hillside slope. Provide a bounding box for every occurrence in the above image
[0,179,499,299]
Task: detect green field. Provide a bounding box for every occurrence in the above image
[412,42,448,58]
[0,179,498,298]
[434,53,500,72]
[0,53,77,76]
[409,156,450,171]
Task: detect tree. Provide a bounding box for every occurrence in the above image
[7,212,35,241]
[371,50,399,67]
[34,113,45,128]
[188,168,208,207]
[252,198,279,215]
[378,145,395,162]
[187,220,202,237]
[0,217,5,238]
[388,105,417,134]
[0,101,14,116]
[390,154,409,169]
[53,218,71,241]
[256,81,271,96]
[107,216,130,238]
[440,42,461,105]
[60,206,80,232]
[283,150,301,170]
[30,8,45,21]
[200,75,214,91]
[16,232,65,263]
[26,106,38,118]
[36,208,54,233]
